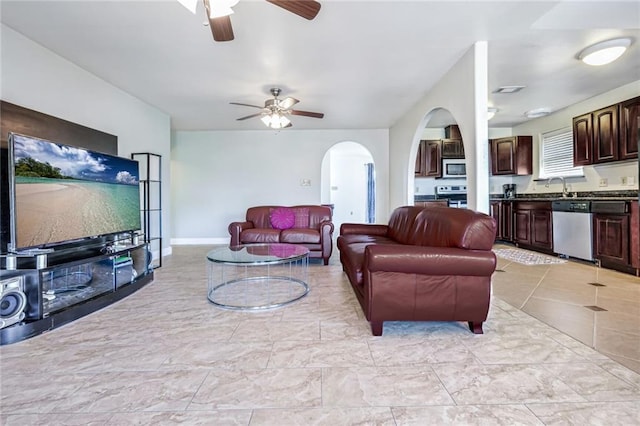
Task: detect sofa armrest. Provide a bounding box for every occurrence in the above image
[320,220,335,257]
[228,221,254,246]
[364,245,496,276]
[340,223,388,236]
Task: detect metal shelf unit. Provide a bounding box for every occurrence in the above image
[131,152,162,268]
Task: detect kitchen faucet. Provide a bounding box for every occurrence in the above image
[546,177,571,198]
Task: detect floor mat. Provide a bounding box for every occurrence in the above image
[493,248,567,266]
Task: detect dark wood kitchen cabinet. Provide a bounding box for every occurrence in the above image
[441,139,465,158]
[593,213,630,267]
[490,136,532,175]
[513,201,552,252]
[415,140,441,177]
[573,113,593,166]
[491,200,513,242]
[573,98,640,165]
[620,96,640,160]
[592,104,619,163]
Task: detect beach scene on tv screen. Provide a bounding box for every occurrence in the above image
[12,134,141,249]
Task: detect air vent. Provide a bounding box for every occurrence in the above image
[493,86,526,94]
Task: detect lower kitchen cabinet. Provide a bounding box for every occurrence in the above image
[593,213,630,267]
[513,201,553,252]
[491,200,513,242]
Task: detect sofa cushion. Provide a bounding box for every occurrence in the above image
[292,207,310,228]
[409,208,496,250]
[281,228,320,244]
[385,206,425,244]
[240,228,281,243]
[270,207,295,230]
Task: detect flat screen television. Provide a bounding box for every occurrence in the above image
[8,133,141,252]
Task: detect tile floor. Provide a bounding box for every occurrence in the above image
[1,244,639,425]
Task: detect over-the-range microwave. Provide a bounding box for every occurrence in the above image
[441,158,466,179]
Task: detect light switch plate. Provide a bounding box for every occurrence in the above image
[599,178,608,187]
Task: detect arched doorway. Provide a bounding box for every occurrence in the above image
[411,108,466,205]
[321,142,375,233]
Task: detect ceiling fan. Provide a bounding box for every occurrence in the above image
[178,0,321,42]
[231,88,324,129]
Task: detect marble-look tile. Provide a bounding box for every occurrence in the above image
[391,405,544,425]
[522,297,595,346]
[161,341,273,369]
[322,366,454,407]
[249,407,395,425]
[597,359,640,388]
[432,364,585,404]
[0,413,113,426]
[230,320,320,341]
[189,368,321,410]
[368,337,478,366]
[53,370,208,413]
[320,320,373,340]
[460,335,587,364]
[0,373,92,413]
[106,410,252,425]
[526,401,640,425]
[542,362,640,401]
[268,340,374,368]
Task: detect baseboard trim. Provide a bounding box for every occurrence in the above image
[170,238,228,245]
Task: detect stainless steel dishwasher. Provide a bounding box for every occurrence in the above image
[551,200,593,261]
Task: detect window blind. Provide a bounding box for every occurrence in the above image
[539,128,583,178]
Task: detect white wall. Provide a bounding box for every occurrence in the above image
[170,129,389,244]
[389,42,490,214]
[0,24,173,256]
[512,80,640,195]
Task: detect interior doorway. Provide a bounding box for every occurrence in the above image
[321,142,375,233]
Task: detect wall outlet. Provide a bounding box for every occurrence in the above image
[621,176,628,185]
[599,178,608,187]
[300,179,311,187]
[626,176,635,186]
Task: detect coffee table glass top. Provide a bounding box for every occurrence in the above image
[207,243,309,265]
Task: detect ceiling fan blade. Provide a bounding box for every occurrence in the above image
[203,0,234,41]
[230,102,264,109]
[278,97,300,110]
[290,109,324,119]
[236,113,264,121]
[266,0,321,20]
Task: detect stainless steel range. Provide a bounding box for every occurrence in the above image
[435,185,467,208]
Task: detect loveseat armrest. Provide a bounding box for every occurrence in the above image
[340,223,388,237]
[320,220,335,263]
[364,245,496,276]
[228,221,254,247]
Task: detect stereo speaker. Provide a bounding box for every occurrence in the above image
[0,276,27,329]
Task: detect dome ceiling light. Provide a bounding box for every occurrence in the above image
[525,108,552,119]
[577,37,632,66]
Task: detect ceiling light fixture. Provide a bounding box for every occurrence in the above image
[578,37,632,66]
[487,108,498,120]
[261,112,291,129]
[525,108,552,119]
[493,86,526,94]
[177,0,239,17]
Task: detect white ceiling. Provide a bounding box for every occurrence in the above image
[1,0,639,130]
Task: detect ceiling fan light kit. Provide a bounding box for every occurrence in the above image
[178,0,321,42]
[577,37,632,66]
[232,87,324,129]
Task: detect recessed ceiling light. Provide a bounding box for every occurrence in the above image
[525,108,552,118]
[493,86,526,94]
[578,37,632,66]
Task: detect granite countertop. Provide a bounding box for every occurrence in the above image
[416,190,638,202]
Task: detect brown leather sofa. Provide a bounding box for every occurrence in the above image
[337,205,497,335]
[229,205,334,265]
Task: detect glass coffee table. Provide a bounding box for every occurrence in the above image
[206,243,309,310]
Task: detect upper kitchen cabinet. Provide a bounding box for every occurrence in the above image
[573,96,638,166]
[442,125,464,158]
[441,139,465,158]
[415,139,441,177]
[490,136,532,175]
[620,96,640,160]
[573,112,593,166]
[592,104,619,163]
